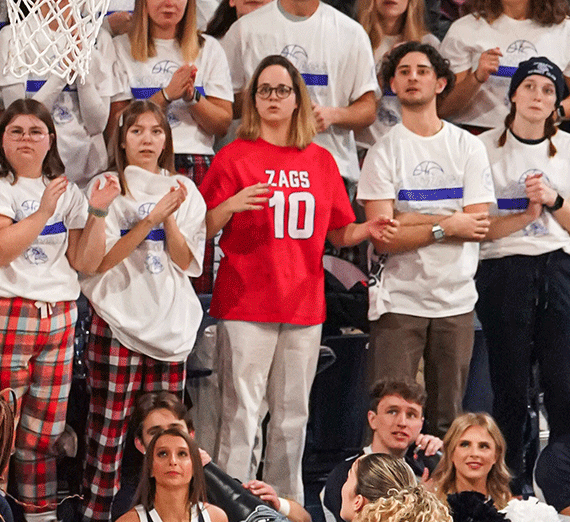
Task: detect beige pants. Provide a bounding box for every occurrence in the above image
[215,320,322,504]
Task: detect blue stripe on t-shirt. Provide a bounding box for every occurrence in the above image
[26,80,73,93]
[492,66,517,79]
[120,228,165,241]
[301,73,328,87]
[497,198,529,210]
[131,85,206,99]
[40,221,66,235]
[398,187,464,201]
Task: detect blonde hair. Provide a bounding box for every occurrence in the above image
[237,55,316,150]
[432,413,512,510]
[354,454,416,503]
[358,0,429,51]
[355,486,452,522]
[129,0,203,63]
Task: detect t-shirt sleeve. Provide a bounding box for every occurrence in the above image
[357,141,396,202]
[220,23,247,93]
[439,16,476,74]
[462,134,496,207]
[65,182,89,230]
[174,176,207,277]
[111,35,134,102]
[0,179,15,219]
[328,158,355,231]
[348,25,381,102]
[0,27,24,89]
[199,149,241,210]
[91,28,121,98]
[201,37,234,102]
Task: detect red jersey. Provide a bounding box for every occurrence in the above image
[200,138,355,325]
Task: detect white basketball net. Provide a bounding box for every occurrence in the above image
[4,0,112,84]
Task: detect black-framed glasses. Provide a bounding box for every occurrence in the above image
[5,127,49,142]
[256,84,294,100]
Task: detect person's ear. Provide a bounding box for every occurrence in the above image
[367,409,376,430]
[436,77,447,95]
[135,437,146,455]
[354,494,367,512]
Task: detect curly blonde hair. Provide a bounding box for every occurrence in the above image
[355,486,452,522]
[431,413,512,510]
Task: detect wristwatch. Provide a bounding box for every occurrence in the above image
[557,105,566,120]
[546,193,564,212]
[432,223,445,242]
[188,88,202,105]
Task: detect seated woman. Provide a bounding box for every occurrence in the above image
[432,413,560,522]
[118,427,227,522]
[354,486,452,522]
[340,454,416,521]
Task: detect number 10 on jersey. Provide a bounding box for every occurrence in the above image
[269,191,316,239]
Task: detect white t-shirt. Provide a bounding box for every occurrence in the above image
[358,122,495,320]
[113,34,233,156]
[440,13,570,129]
[222,0,380,182]
[0,175,87,302]
[0,25,119,188]
[134,503,212,522]
[80,167,206,361]
[355,33,440,149]
[479,128,570,259]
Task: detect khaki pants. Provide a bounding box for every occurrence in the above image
[368,311,474,437]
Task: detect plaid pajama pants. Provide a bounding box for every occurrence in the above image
[0,297,76,514]
[175,153,213,295]
[81,312,186,522]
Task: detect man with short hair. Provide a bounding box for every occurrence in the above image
[323,379,442,522]
[358,41,495,437]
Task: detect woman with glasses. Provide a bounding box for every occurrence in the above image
[0,98,118,522]
[200,55,396,502]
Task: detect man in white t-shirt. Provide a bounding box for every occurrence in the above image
[357,42,495,437]
[221,0,380,187]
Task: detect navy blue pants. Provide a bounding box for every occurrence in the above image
[476,250,570,482]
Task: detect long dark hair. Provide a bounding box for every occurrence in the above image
[466,0,570,24]
[109,100,175,196]
[135,427,207,511]
[0,98,64,182]
[0,390,15,478]
[204,0,237,39]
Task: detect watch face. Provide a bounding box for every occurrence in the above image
[433,225,444,241]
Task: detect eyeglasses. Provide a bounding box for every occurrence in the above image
[256,84,294,100]
[4,128,49,142]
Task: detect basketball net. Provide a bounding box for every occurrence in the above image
[4,0,112,84]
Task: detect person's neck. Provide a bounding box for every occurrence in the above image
[151,23,177,40]
[454,477,488,498]
[14,165,43,179]
[401,105,443,137]
[279,0,319,18]
[153,488,191,522]
[260,122,291,147]
[380,15,403,36]
[370,437,407,459]
[502,0,530,20]
[511,116,547,141]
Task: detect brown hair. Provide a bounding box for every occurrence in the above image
[355,486,452,522]
[0,390,15,478]
[237,55,316,149]
[132,391,194,441]
[498,103,558,157]
[135,427,207,511]
[466,0,570,24]
[369,379,427,413]
[354,454,416,502]
[109,100,175,196]
[358,0,429,51]
[431,413,512,510]
[0,98,65,182]
[204,0,237,39]
[129,0,204,63]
